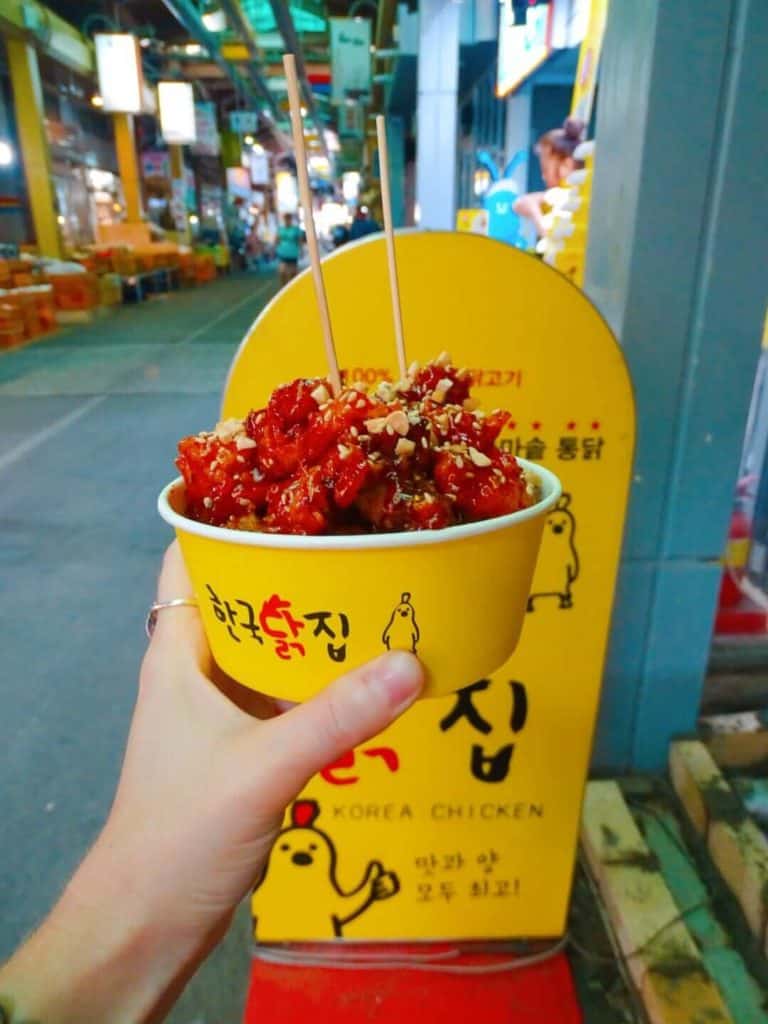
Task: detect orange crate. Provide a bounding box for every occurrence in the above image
[112,251,138,275]
[50,273,99,310]
[0,301,25,347]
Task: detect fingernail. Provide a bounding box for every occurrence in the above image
[370,651,424,714]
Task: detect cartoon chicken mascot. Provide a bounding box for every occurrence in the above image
[382,592,420,654]
[252,800,400,940]
[527,493,579,611]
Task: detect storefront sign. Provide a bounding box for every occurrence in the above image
[221,231,635,941]
[94,34,144,114]
[330,18,371,104]
[496,1,553,98]
[550,0,591,49]
[158,82,197,145]
[193,103,220,156]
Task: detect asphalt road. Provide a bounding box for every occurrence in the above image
[0,270,279,1022]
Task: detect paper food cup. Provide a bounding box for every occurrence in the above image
[158,459,561,701]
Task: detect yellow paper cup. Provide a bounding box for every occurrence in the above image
[158,459,561,700]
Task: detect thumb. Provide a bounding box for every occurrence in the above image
[259,651,424,809]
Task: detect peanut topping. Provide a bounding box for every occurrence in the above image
[214,418,245,442]
[310,383,331,405]
[365,410,409,437]
[235,435,257,451]
[468,446,492,468]
[395,438,416,457]
[435,350,452,367]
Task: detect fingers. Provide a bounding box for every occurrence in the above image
[148,541,210,674]
[257,652,424,809]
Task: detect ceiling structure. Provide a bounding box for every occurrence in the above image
[42,0,399,167]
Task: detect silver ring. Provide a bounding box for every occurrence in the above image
[145,598,198,638]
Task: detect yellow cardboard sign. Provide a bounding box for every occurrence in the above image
[222,232,634,940]
[456,208,489,235]
[570,0,610,124]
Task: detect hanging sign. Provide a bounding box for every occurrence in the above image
[250,149,270,186]
[330,18,372,104]
[94,34,144,114]
[220,231,635,942]
[229,110,259,134]
[158,82,197,145]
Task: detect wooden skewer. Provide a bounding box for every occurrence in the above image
[282,54,341,395]
[375,114,407,380]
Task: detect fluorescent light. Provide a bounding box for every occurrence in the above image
[0,141,14,166]
[201,9,227,32]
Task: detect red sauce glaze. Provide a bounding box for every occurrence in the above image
[176,356,533,535]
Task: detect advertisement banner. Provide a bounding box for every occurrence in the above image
[570,0,610,123]
[330,18,372,104]
[221,232,635,941]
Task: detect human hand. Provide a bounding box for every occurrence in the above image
[0,542,423,1023]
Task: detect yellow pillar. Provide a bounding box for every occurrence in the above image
[113,113,143,223]
[6,37,62,258]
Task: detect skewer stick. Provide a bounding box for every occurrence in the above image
[282,54,341,394]
[375,114,407,380]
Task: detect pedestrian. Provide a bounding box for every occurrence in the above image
[513,118,586,237]
[276,212,305,286]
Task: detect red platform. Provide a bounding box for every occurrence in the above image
[244,945,581,1024]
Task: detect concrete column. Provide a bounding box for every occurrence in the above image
[586,0,768,771]
[504,87,531,194]
[6,37,62,258]
[416,0,460,229]
[385,116,406,228]
[113,113,143,223]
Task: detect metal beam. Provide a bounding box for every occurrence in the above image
[216,0,279,109]
[160,0,279,121]
[265,0,329,158]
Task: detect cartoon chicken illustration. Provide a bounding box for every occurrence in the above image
[252,800,400,940]
[382,592,420,653]
[527,493,580,611]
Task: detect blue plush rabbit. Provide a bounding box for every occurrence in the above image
[476,149,530,250]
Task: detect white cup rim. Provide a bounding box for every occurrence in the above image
[158,457,562,551]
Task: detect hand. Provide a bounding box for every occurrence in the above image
[0,542,423,1024]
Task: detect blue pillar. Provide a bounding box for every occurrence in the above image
[586,0,768,771]
[386,116,406,228]
[416,0,460,229]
